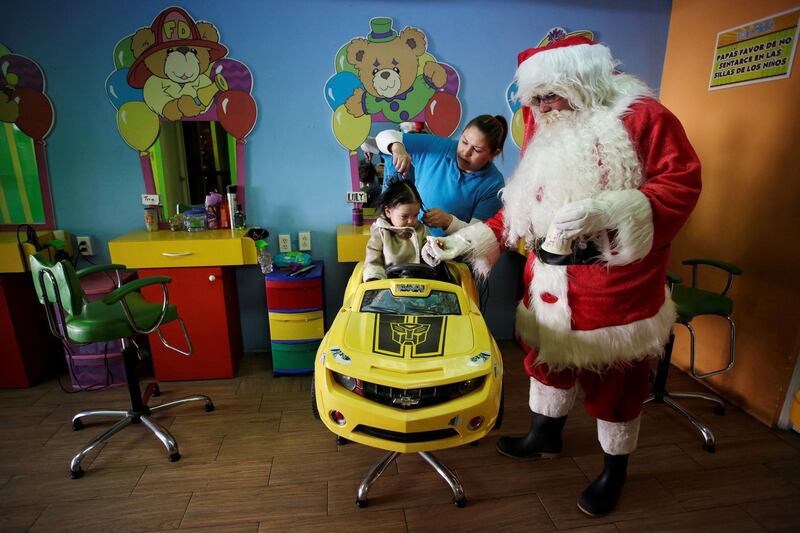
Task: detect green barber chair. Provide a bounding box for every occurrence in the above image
[646,258,742,452]
[29,254,214,479]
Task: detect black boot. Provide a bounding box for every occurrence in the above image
[577,453,629,516]
[496,413,566,458]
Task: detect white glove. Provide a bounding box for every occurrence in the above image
[551,199,611,239]
[422,235,469,264]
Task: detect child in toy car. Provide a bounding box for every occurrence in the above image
[363,180,437,282]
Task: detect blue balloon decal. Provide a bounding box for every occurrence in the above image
[506,82,521,113]
[106,68,143,109]
[324,71,363,111]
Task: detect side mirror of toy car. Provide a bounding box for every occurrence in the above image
[386,263,438,280]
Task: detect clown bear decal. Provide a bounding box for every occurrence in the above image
[325,17,463,152]
[344,23,447,122]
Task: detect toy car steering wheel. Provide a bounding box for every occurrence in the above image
[385,263,438,280]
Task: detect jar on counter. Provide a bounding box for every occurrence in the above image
[184,207,207,232]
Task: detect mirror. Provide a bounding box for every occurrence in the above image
[151,120,236,220]
[0,44,56,230]
[106,6,257,226]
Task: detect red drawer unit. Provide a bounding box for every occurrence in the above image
[265,262,324,311]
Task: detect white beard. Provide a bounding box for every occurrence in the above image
[500,107,645,247]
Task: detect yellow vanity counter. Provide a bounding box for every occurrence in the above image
[109,229,258,268]
[336,224,370,262]
[0,231,56,272]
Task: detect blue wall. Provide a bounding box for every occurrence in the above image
[2,0,672,351]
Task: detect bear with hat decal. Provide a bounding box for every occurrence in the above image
[128,6,228,121]
[423,29,701,517]
[343,17,448,123]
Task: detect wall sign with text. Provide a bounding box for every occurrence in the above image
[709,7,799,90]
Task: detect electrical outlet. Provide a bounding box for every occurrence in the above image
[278,234,291,253]
[76,235,94,256]
[298,231,311,251]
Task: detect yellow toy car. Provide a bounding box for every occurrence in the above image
[313,262,503,453]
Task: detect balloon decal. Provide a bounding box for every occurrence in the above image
[107,6,258,150]
[0,46,53,142]
[332,104,371,151]
[117,101,159,152]
[217,91,257,141]
[424,92,461,138]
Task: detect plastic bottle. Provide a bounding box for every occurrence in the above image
[255,240,272,274]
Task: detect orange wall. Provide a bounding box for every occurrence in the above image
[661,0,800,425]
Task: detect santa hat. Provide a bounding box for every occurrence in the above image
[514,36,622,110]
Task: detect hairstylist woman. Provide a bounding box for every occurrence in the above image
[376,115,507,235]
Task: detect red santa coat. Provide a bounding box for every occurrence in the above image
[462,97,701,371]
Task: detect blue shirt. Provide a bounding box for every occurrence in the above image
[382,134,504,236]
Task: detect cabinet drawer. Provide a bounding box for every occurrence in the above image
[109,231,246,268]
[271,340,320,374]
[268,310,324,342]
[265,279,323,311]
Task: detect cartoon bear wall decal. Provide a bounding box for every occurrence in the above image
[343,18,447,122]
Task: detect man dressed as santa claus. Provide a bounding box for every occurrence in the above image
[423,36,701,516]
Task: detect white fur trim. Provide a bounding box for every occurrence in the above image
[515,286,676,372]
[453,222,501,279]
[530,261,572,332]
[598,416,641,455]
[376,129,403,154]
[529,377,577,418]
[445,215,470,234]
[515,42,651,112]
[597,189,654,265]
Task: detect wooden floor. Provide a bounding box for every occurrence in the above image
[1,340,798,532]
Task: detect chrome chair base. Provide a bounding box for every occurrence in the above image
[68,381,214,479]
[647,332,725,453]
[356,450,466,508]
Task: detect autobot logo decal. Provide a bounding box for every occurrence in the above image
[391,322,430,345]
[373,314,446,358]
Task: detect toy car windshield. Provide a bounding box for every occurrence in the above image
[359,288,461,316]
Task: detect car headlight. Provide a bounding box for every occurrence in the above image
[457,378,483,396]
[332,371,363,395]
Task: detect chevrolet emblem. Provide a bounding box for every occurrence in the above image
[392,393,422,407]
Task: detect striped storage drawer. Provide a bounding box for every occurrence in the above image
[268,310,324,342]
[271,340,320,375]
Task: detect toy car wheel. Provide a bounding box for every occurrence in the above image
[311,374,320,420]
[494,387,504,431]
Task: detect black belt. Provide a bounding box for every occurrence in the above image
[534,238,601,266]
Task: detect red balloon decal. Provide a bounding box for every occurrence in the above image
[14,88,53,140]
[217,90,256,140]
[424,92,461,137]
